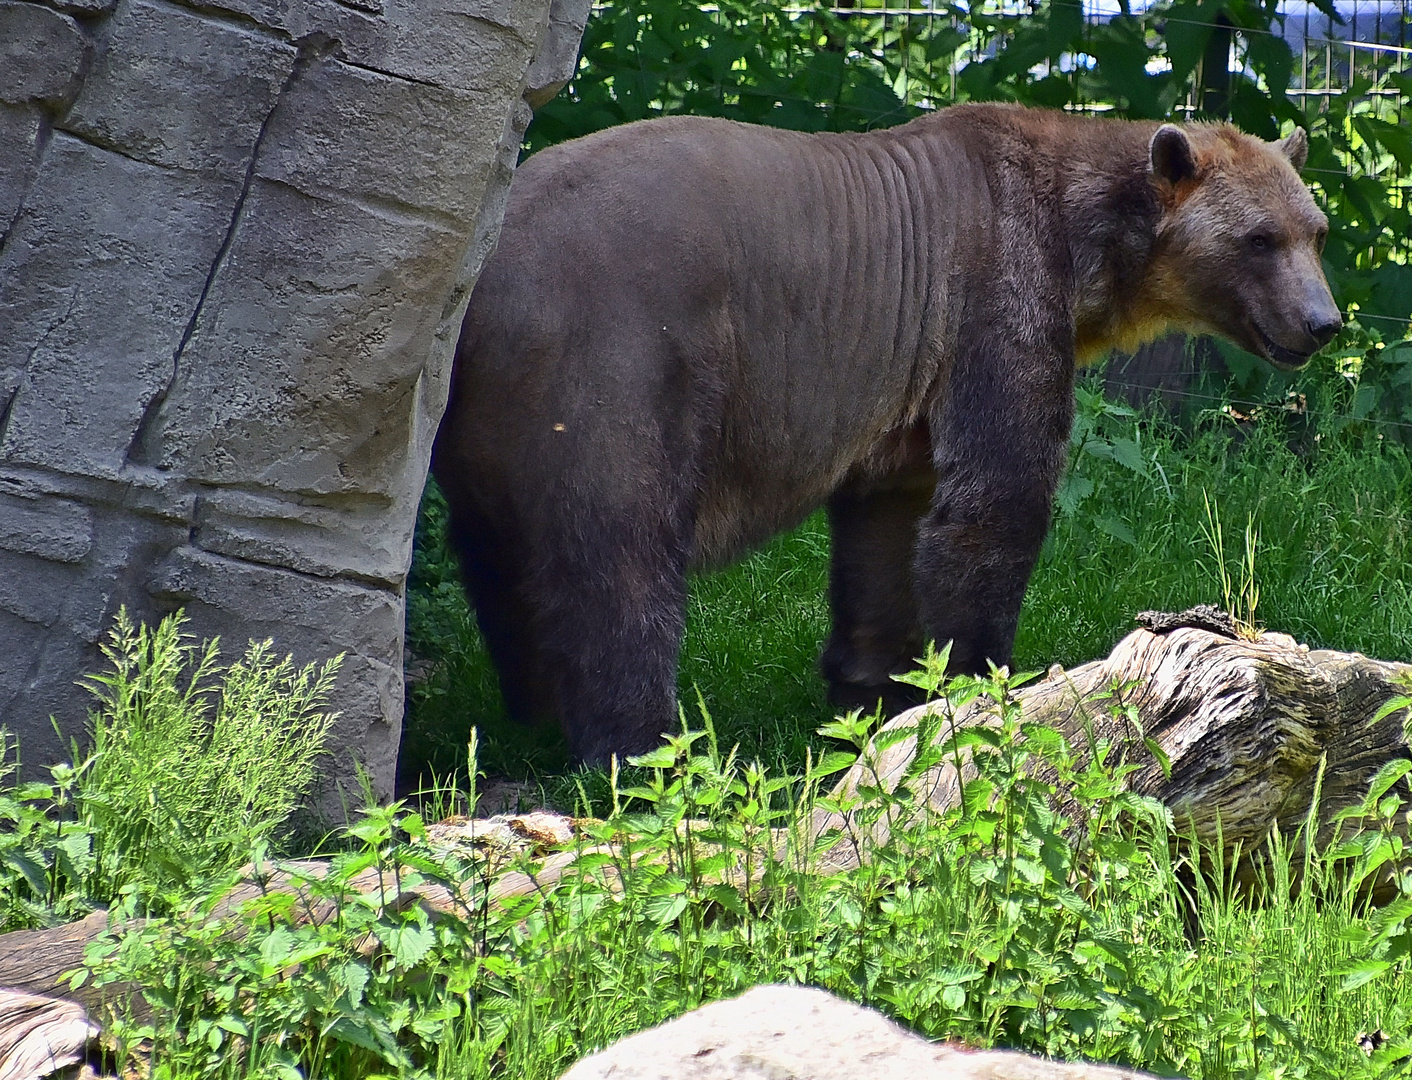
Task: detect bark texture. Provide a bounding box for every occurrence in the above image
[817,625,1412,887]
[0,988,98,1080]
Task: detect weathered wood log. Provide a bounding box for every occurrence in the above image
[0,813,584,1020]
[815,624,1412,890]
[0,988,98,1080]
[0,912,114,1018]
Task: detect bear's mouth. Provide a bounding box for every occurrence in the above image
[1253,323,1314,369]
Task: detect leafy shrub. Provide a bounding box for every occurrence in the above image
[0,609,339,929]
[85,653,1412,1079]
[85,803,482,1080]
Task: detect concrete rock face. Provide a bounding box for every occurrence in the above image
[0,0,591,809]
[559,985,1163,1080]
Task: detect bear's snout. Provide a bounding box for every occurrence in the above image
[1304,308,1342,348]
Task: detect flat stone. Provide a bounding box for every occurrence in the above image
[134,176,466,500]
[0,102,44,231]
[193,487,410,587]
[0,134,239,477]
[41,0,116,14]
[0,490,92,563]
[524,0,591,108]
[560,985,1161,1080]
[0,2,88,107]
[258,57,509,219]
[63,0,295,175]
[175,0,544,93]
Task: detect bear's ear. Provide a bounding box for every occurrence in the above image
[1273,127,1308,171]
[1149,124,1198,187]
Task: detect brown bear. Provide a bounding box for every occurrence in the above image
[431,103,1341,764]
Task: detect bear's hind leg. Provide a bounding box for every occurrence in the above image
[530,511,690,765]
[822,476,934,718]
[447,511,558,727]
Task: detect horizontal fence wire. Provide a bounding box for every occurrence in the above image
[580,2,1409,170]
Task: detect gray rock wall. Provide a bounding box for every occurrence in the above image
[0,0,589,810]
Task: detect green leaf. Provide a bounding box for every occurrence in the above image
[1371,696,1412,727]
[706,883,748,918]
[258,925,297,972]
[1365,758,1412,807]
[3,851,49,897]
[324,1015,387,1054]
[1108,437,1148,475]
[811,750,859,777]
[1056,474,1094,515]
[644,893,688,926]
[380,922,436,969]
[628,746,679,769]
[1094,515,1137,547]
[1337,958,1392,991]
[336,960,370,1007]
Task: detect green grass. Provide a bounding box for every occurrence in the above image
[401,389,1412,798]
[9,401,1412,1078]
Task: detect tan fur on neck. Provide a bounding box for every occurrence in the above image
[1073,132,1237,366]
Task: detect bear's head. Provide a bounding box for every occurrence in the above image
[1145,122,1342,370]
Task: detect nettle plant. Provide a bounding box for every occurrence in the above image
[73,644,1412,1080]
[810,649,1190,1064]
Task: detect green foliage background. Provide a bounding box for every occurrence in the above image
[530,0,1412,436]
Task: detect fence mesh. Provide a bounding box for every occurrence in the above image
[609,2,1410,249]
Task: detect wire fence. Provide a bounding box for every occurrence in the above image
[596,2,1411,216]
[576,2,1412,424]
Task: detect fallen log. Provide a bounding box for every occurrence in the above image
[0,912,115,1016]
[0,989,98,1080]
[815,620,1412,891]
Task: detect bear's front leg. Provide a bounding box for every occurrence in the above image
[913,346,1074,676]
[822,470,934,716]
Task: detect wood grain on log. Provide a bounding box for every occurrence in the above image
[815,627,1412,888]
[0,988,98,1080]
[0,912,114,1017]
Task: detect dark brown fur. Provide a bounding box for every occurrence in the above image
[432,103,1340,764]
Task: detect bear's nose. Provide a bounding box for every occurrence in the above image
[1305,311,1342,346]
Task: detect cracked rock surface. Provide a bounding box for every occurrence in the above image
[560,985,1161,1080]
[0,0,590,813]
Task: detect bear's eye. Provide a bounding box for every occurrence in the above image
[1315,228,1328,253]
[1246,233,1273,253]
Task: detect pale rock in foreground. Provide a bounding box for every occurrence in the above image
[559,984,1162,1080]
